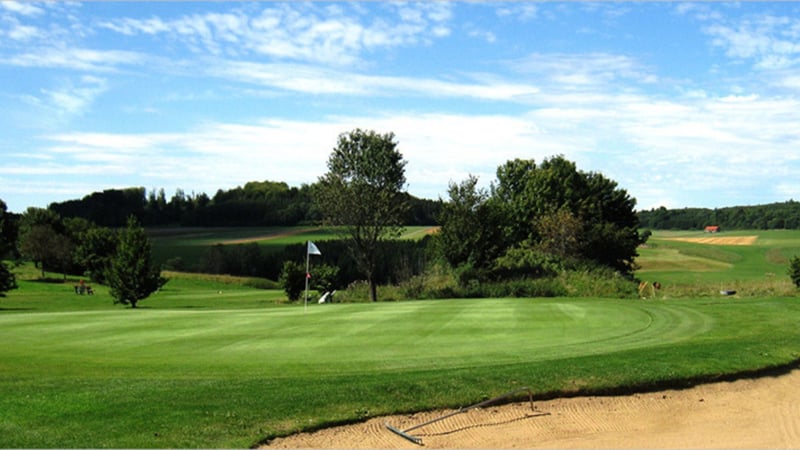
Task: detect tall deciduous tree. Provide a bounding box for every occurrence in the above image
[0,199,17,296]
[435,175,504,277]
[108,216,165,308]
[19,224,73,279]
[315,129,408,302]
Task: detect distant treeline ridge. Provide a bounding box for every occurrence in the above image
[48,181,442,227]
[638,201,800,230]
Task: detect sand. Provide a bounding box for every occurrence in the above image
[265,368,800,448]
[662,236,758,246]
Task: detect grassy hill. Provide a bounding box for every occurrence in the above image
[637,229,800,297]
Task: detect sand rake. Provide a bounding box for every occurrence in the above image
[385,386,543,445]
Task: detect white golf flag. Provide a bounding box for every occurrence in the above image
[307,241,321,256]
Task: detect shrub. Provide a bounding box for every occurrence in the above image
[560,266,639,298]
[279,260,305,302]
[788,255,800,288]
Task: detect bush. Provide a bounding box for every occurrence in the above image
[279,261,305,302]
[788,255,800,288]
[560,266,639,298]
[163,257,185,271]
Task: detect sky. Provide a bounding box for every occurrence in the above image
[2,1,800,214]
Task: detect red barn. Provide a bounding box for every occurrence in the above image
[705,225,720,233]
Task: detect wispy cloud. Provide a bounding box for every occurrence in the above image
[98,3,454,67]
[704,13,800,70]
[0,1,45,17]
[208,60,539,100]
[41,76,108,116]
[510,52,658,87]
[2,46,146,71]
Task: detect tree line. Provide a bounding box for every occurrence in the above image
[2,128,648,304]
[47,181,441,228]
[638,201,800,230]
[0,129,647,303]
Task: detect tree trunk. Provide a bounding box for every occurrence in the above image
[369,278,377,302]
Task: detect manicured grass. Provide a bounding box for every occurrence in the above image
[1,289,798,447]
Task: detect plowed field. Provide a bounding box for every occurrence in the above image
[663,235,758,246]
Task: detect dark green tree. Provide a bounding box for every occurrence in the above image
[435,175,505,281]
[74,226,119,284]
[17,207,71,278]
[491,155,642,275]
[788,255,800,288]
[107,216,165,308]
[19,224,73,279]
[0,199,18,296]
[315,129,409,302]
[279,260,306,302]
[310,263,340,297]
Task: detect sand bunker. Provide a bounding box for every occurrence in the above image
[266,369,800,448]
[663,236,758,246]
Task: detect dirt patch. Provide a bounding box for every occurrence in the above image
[218,227,321,245]
[663,235,758,246]
[265,369,800,448]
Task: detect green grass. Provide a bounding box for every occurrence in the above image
[637,229,800,295]
[1,229,799,448]
[1,290,798,446]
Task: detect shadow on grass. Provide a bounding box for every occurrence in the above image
[28,277,73,284]
[531,358,800,402]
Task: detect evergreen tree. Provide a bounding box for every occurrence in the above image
[108,216,165,308]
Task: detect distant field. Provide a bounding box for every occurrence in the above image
[636,229,800,292]
[149,226,436,267]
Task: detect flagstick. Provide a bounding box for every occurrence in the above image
[304,242,310,314]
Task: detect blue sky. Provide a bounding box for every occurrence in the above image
[2,1,800,213]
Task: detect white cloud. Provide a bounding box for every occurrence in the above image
[705,14,800,69]
[5,81,800,211]
[2,46,146,71]
[496,4,538,21]
[5,19,38,41]
[510,52,658,86]
[208,60,539,100]
[97,3,454,67]
[0,1,44,17]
